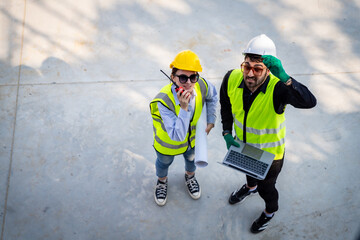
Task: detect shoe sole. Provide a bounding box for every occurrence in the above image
[154,186,167,206]
[250,226,267,234]
[154,192,167,206]
[186,184,201,200]
[155,198,167,206]
[187,188,201,199]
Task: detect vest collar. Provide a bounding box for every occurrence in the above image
[238,75,270,94]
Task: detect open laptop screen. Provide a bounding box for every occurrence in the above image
[242,144,264,160]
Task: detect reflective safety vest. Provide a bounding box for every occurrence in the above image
[227,69,286,160]
[150,78,208,155]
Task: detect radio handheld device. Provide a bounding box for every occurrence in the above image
[160,70,184,93]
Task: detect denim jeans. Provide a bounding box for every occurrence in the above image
[155,147,196,178]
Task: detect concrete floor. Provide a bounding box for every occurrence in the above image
[1,0,360,239]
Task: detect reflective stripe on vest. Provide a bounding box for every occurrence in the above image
[227,69,286,160]
[153,92,175,113]
[153,126,189,149]
[150,77,208,155]
[233,117,286,138]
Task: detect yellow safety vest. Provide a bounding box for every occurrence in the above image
[227,69,286,160]
[150,78,208,155]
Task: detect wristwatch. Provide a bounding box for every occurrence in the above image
[222,130,231,136]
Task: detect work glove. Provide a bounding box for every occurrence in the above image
[223,134,240,150]
[262,55,290,83]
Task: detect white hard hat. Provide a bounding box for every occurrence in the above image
[243,34,277,57]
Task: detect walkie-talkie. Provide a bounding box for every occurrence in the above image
[160,70,184,94]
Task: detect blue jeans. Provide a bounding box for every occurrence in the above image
[155,147,196,178]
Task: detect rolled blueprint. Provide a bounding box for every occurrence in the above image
[195,103,208,168]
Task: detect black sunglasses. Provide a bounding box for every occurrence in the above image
[175,73,199,84]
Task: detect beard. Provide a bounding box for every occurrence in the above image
[244,74,267,91]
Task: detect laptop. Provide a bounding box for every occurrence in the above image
[220,141,275,180]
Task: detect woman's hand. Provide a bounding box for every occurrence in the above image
[205,123,214,135]
[177,90,192,111]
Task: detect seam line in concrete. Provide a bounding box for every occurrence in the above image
[1,1,27,239]
[0,70,359,88]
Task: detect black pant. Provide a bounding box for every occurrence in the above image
[246,157,284,213]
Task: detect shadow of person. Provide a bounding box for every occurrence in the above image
[0,60,40,85]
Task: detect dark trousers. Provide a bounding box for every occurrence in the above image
[246,157,284,213]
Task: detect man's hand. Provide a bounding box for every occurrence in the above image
[205,123,214,135]
[262,55,290,83]
[223,134,240,149]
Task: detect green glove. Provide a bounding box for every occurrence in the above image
[223,134,240,150]
[262,55,290,83]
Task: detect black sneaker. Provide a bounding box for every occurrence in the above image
[228,184,258,204]
[154,179,168,206]
[250,212,273,233]
[185,174,201,199]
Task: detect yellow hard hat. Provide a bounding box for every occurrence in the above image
[170,50,202,72]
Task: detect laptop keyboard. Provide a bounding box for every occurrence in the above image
[227,150,268,176]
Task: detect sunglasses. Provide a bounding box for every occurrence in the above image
[175,73,199,84]
[241,63,265,76]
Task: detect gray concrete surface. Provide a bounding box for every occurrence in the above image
[1,0,360,239]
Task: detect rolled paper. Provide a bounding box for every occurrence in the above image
[195,103,208,168]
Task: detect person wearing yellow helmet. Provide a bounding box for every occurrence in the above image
[150,50,218,206]
[220,34,317,233]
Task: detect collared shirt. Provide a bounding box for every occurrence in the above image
[158,80,218,141]
[220,69,317,133]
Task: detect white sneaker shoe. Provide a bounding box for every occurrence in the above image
[185,174,201,200]
[154,179,168,206]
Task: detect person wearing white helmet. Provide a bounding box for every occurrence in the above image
[150,50,218,206]
[219,34,317,233]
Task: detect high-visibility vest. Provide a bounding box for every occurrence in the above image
[227,69,286,160]
[150,78,208,155]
